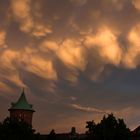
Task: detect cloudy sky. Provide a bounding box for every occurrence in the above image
[1,0,140,133]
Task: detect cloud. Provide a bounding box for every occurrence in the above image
[0,49,26,87]
[22,53,57,80]
[31,24,52,37]
[57,39,87,71]
[123,23,140,68]
[70,0,87,6]
[39,40,59,53]
[55,39,87,82]
[70,96,77,101]
[16,47,58,81]
[84,26,122,66]
[0,47,57,90]
[8,0,140,83]
[10,0,33,33]
[132,0,140,11]
[39,38,87,82]
[71,103,112,114]
[0,30,7,48]
[10,0,52,37]
[71,103,140,130]
[0,0,139,87]
[0,49,19,70]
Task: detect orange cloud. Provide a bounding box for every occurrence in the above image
[0,47,57,89]
[11,0,33,33]
[10,0,52,37]
[24,57,57,80]
[39,40,59,53]
[32,24,52,37]
[57,39,87,71]
[0,49,26,87]
[0,31,7,48]
[54,39,88,82]
[123,23,140,68]
[0,49,19,70]
[85,26,122,66]
[21,47,57,80]
[132,0,140,11]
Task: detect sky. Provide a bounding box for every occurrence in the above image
[0,0,140,134]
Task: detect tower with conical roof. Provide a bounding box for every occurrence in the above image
[8,89,35,125]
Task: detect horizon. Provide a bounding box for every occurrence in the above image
[0,0,140,134]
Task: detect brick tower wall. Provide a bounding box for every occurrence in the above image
[10,109,33,125]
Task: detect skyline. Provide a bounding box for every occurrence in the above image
[0,0,140,133]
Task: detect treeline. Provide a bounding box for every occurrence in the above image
[0,117,39,140]
[85,113,131,140]
[0,114,132,140]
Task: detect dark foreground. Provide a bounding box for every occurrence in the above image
[0,114,140,140]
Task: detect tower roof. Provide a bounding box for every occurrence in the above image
[9,89,35,112]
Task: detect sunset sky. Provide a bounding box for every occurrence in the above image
[1,0,140,134]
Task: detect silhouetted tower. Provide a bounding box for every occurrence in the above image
[8,89,35,125]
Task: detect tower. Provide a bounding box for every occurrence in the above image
[8,89,35,125]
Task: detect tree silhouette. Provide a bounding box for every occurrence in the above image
[86,120,96,135]
[86,120,96,139]
[116,119,131,140]
[0,117,36,140]
[85,114,131,140]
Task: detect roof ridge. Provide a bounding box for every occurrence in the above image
[9,89,35,112]
[17,89,29,104]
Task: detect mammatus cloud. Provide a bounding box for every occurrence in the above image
[10,0,52,37]
[84,26,122,66]
[57,39,86,71]
[1,23,140,90]
[123,23,140,68]
[39,38,87,82]
[132,0,140,11]
[0,49,25,88]
[2,0,140,88]
[10,0,33,33]
[21,47,57,80]
[1,48,57,79]
[40,38,87,72]
[0,31,7,48]
[39,26,123,82]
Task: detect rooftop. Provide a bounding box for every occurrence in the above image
[9,89,35,112]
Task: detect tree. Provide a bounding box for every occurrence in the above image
[98,114,118,140]
[85,114,131,140]
[0,117,36,140]
[86,120,96,139]
[116,119,131,140]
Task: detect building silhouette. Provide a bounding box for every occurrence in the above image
[8,89,35,125]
